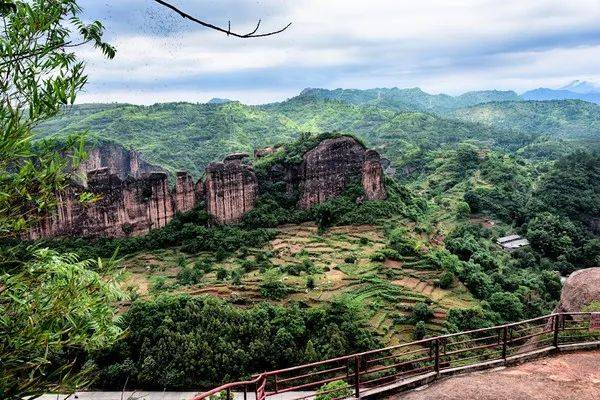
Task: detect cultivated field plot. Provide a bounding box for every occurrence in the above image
[121,223,475,341]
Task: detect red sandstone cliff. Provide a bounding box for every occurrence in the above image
[297,136,386,209]
[204,154,258,224]
[28,168,195,239]
[75,142,165,184]
[29,137,387,238]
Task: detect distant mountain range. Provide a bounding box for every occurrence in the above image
[36,85,600,177]
[295,87,522,113]
[522,80,600,104]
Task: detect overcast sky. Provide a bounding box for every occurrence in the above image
[76,0,600,105]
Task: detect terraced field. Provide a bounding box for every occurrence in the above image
[121,223,475,343]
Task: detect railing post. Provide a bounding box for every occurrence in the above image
[501,326,508,360]
[243,385,247,400]
[553,314,560,348]
[226,388,231,400]
[434,339,440,376]
[354,355,360,398]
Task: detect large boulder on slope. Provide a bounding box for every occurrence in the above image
[554,267,600,313]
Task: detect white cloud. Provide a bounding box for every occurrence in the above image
[76,0,600,103]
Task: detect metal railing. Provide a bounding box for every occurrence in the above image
[192,312,600,400]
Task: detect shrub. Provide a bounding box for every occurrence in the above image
[370,251,386,262]
[216,268,229,281]
[344,254,357,264]
[306,276,316,290]
[411,302,434,322]
[388,228,418,256]
[437,271,455,289]
[489,292,524,322]
[177,267,202,285]
[413,321,427,340]
[316,380,352,400]
[231,268,245,286]
[259,270,290,300]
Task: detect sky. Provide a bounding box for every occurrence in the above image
[76,0,600,105]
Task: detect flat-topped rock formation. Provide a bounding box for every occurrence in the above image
[29,168,186,239]
[204,154,258,224]
[29,136,387,238]
[75,142,165,184]
[297,136,386,209]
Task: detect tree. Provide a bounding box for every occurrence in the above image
[1,1,121,398]
[413,321,427,340]
[0,0,114,237]
[489,292,524,322]
[0,249,123,399]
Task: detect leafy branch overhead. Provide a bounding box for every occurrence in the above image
[152,0,292,38]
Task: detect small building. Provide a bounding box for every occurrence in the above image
[497,235,529,250]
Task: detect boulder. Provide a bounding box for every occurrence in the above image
[554,267,600,313]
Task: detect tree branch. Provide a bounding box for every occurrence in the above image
[152,0,291,38]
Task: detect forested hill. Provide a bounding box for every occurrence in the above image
[292,87,522,112]
[35,100,515,177]
[35,88,600,177]
[453,100,600,141]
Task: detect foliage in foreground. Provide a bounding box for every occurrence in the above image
[0,249,123,399]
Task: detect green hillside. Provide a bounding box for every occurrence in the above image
[292,87,522,112]
[453,100,600,142]
[36,97,530,177]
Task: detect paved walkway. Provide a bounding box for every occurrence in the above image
[393,351,600,400]
[39,391,313,400]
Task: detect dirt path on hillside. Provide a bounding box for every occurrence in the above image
[393,351,600,400]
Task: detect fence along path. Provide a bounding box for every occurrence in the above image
[193,312,600,400]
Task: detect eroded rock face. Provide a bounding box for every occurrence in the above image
[554,267,600,313]
[29,169,182,239]
[75,142,164,184]
[204,154,258,224]
[362,150,387,201]
[297,136,386,209]
[29,137,386,238]
[173,171,196,213]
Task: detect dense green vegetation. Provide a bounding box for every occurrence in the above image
[37,98,492,176]
[454,100,600,144]
[0,1,123,399]
[91,295,380,389]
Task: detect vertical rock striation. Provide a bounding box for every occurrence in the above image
[362,149,387,201]
[28,136,386,238]
[173,171,196,213]
[204,153,258,224]
[297,136,386,209]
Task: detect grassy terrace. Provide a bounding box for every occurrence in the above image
[120,223,475,344]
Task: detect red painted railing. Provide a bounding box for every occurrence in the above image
[192,312,600,400]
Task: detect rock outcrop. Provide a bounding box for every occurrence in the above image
[28,168,192,239]
[362,150,387,201]
[204,154,258,224]
[173,171,196,213]
[29,136,387,238]
[75,142,165,184]
[297,136,386,209]
[554,267,600,313]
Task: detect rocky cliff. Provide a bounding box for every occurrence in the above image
[29,136,386,238]
[28,168,190,239]
[297,136,386,209]
[75,142,165,184]
[204,154,258,224]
